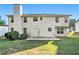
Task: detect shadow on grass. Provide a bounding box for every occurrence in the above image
[0,40,50,55]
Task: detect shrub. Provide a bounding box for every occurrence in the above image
[4,32,11,39]
[4,33,8,38]
[11,31,19,40]
[20,33,29,39]
[8,32,13,40]
[4,31,19,40]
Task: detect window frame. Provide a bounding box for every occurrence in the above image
[11,16,14,23]
[57,28,64,34]
[23,28,27,33]
[48,28,52,32]
[11,27,14,31]
[40,16,43,20]
[33,17,38,21]
[24,17,27,23]
[55,17,59,23]
[65,18,68,23]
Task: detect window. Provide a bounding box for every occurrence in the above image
[11,28,14,31]
[11,17,14,23]
[48,28,52,32]
[56,17,59,23]
[40,16,43,20]
[33,17,38,21]
[24,17,27,23]
[23,28,27,33]
[65,18,68,23]
[60,28,64,34]
[57,28,64,34]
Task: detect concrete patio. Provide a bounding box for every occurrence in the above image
[26,37,61,40]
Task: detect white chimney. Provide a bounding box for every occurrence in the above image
[13,4,23,15]
[13,4,23,34]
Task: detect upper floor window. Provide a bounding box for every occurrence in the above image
[11,17,14,23]
[24,17,27,23]
[65,18,68,23]
[33,17,38,21]
[55,17,59,23]
[40,16,43,20]
[48,28,52,32]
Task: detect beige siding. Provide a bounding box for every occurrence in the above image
[55,17,69,26]
[8,15,23,34]
[75,22,79,32]
[8,15,69,37]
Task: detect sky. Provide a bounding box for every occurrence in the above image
[0,4,79,25]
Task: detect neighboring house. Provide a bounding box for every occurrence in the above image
[7,4,71,38]
[0,26,8,36]
[75,21,79,32]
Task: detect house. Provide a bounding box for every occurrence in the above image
[0,25,8,36]
[75,21,79,32]
[7,4,71,38]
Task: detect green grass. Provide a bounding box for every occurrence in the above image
[71,32,79,38]
[0,39,49,55]
[13,41,57,55]
[0,37,79,55]
[54,37,79,55]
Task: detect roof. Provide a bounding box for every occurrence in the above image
[6,14,71,17]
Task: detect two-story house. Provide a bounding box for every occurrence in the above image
[7,4,71,38]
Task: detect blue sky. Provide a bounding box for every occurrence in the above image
[0,4,79,24]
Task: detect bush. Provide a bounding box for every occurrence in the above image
[4,31,19,40]
[11,31,19,40]
[20,33,29,39]
[4,33,8,38]
[4,32,11,39]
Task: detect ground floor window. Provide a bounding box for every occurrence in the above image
[23,28,27,33]
[57,28,64,34]
[11,28,14,31]
[48,28,52,32]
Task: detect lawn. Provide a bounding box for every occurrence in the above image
[0,37,79,55]
[0,39,49,55]
[54,37,79,55]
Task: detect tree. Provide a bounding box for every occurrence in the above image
[0,16,5,26]
[69,19,79,30]
[69,19,76,28]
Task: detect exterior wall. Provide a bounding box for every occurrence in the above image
[8,16,69,37]
[55,16,69,26]
[75,22,79,32]
[22,16,56,37]
[8,16,11,32]
[8,15,23,34]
